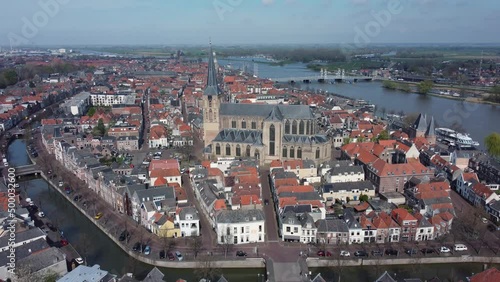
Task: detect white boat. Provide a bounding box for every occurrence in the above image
[435,128,479,148]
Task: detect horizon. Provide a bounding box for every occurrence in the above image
[1,0,499,47]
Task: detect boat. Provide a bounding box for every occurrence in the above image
[435,128,479,148]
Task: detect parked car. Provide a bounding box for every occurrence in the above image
[175,251,183,261]
[167,252,175,261]
[37,211,45,218]
[236,250,248,257]
[317,250,332,257]
[119,230,130,241]
[94,212,103,220]
[454,244,468,251]
[75,257,84,265]
[354,250,368,257]
[405,249,418,255]
[159,251,165,259]
[439,246,451,253]
[143,246,151,255]
[340,250,350,257]
[421,248,435,254]
[371,250,383,256]
[46,223,57,231]
[385,249,398,256]
[132,242,141,252]
[487,224,500,232]
[264,199,269,205]
[481,217,488,224]
[60,239,69,246]
[58,181,63,187]
[73,195,82,201]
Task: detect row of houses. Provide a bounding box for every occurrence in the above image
[50,137,200,238]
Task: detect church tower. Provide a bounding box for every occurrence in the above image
[202,42,222,144]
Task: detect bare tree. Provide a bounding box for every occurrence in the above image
[161,235,176,253]
[77,233,92,265]
[194,254,221,281]
[219,233,233,258]
[328,255,346,282]
[191,236,204,259]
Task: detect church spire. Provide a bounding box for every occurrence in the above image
[204,40,221,96]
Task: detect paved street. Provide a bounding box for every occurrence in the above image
[260,169,279,242]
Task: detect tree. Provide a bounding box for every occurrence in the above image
[161,235,176,254]
[382,80,397,90]
[359,194,369,202]
[93,118,106,136]
[485,133,500,157]
[220,233,233,258]
[194,254,221,281]
[376,130,389,141]
[87,107,96,117]
[400,83,411,92]
[191,237,204,259]
[417,80,433,95]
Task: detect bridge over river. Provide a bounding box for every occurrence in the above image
[269,68,373,83]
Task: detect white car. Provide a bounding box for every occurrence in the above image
[38,212,45,218]
[454,244,468,251]
[440,246,451,253]
[340,250,350,257]
[75,257,84,265]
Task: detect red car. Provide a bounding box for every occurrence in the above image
[317,250,332,257]
[60,239,69,246]
[167,252,175,261]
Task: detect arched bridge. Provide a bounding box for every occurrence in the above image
[12,164,43,176]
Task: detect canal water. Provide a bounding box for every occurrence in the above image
[219,58,500,149]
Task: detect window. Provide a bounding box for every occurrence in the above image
[286,226,291,232]
[236,145,241,157]
[299,120,304,134]
[294,227,298,233]
[241,227,244,233]
[259,225,262,232]
[251,121,257,129]
[269,124,275,156]
[292,120,297,134]
[242,120,246,129]
[306,120,310,135]
[290,146,295,158]
[285,120,290,134]
[246,145,251,157]
[316,147,320,159]
[297,147,302,158]
[282,146,287,158]
[215,143,221,155]
[231,120,237,128]
[234,236,238,244]
[226,144,231,155]
[234,227,237,234]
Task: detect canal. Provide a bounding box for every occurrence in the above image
[219,58,500,149]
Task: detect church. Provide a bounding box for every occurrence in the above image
[202,45,332,165]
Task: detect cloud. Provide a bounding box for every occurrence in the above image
[262,0,274,5]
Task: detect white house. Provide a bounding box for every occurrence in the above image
[281,211,317,243]
[324,165,365,183]
[344,211,363,244]
[176,207,200,237]
[216,209,265,245]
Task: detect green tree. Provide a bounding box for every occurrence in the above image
[93,118,106,136]
[382,80,397,90]
[377,130,390,141]
[3,70,18,85]
[417,80,433,95]
[87,107,96,117]
[400,83,411,92]
[485,133,500,157]
[359,194,369,202]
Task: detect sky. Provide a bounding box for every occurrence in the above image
[1,0,499,46]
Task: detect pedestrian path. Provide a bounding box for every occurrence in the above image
[265,257,310,282]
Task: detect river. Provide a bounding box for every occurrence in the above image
[7,139,496,281]
[219,57,500,149]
